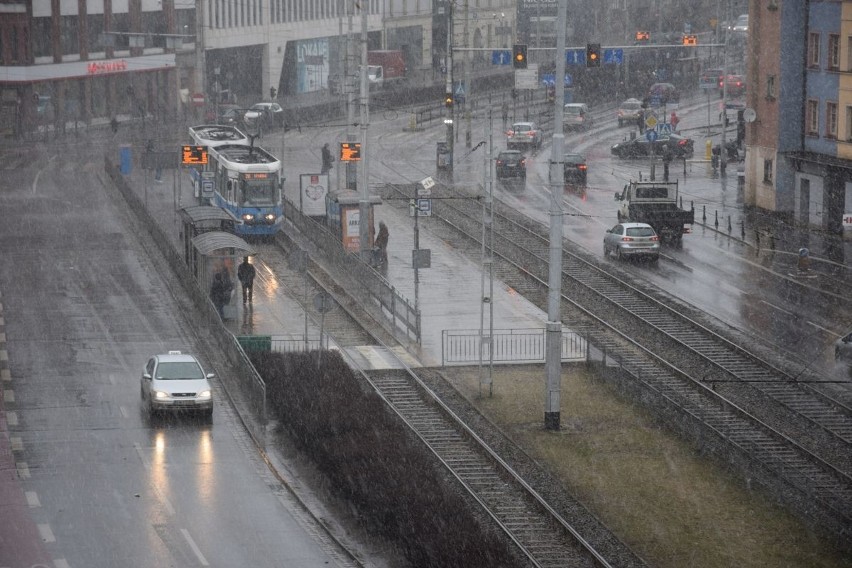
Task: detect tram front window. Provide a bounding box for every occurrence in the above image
[240,180,279,206]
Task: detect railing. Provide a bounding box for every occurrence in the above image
[285,200,421,344]
[442,328,588,365]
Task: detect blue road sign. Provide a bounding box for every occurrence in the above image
[454,82,465,96]
[566,49,585,65]
[492,50,511,65]
[540,73,573,87]
[649,95,662,107]
[645,130,659,142]
[657,123,672,135]
[603,48,623,64]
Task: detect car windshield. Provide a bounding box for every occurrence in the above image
[626,227,656,237]
[156,361,205,380]
[241,178,279,206]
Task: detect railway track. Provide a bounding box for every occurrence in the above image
[261,223,636,567]
[377,182,852,535]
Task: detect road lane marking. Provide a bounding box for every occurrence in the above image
[0,349,7,361]
[760,299,793,316]
[808,321,841,337]
[1,368,10,381]
[119,405,128,418]
[38,523,55,543]
[6,410,17,425]
[10,436,22,451]
[3,389,14,402]
[26,491,41,507]
[181,528,210,566]
[133,443,176,516]
[54,559,71,568]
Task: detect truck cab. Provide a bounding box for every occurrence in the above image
[614,180,694,243]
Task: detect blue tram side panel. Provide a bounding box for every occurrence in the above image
[187,125,284,238]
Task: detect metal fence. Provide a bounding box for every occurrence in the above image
[285,199,421,343]
[441,328,588,365]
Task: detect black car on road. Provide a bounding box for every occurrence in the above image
[563,153,587,186]
[611,133,695,159]
[496,150,526,179]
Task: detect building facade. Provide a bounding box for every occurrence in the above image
[745,0,852,236]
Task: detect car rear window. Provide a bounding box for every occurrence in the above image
[513,124,531,132]
[157,362,205,380]
[565,106,582,115]
[621,102,640,110]
[626,227,656,237]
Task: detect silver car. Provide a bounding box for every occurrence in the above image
[563,103,593,130]
[244,101,285,129]
[506,121,542,150]
[140,351,214,419]
[603,222,661,261]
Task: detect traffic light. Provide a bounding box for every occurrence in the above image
[586,43,601,68]
[682,34,697,46]
[512,44,527,69]
[444,93,453,108]
[635,31,650,42]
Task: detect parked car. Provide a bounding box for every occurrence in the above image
[603,222,660,261]
[214,104,244,126]
[563,153,587,186]
[611,133,695,159]
[836,332,852,364]
[616,98,642,127]
[245,101,285,129]
[140,351,214,419]
[506,121,542,150]
[647,82,679,104]
[720,74,746,97]
[495,150,526,179]
[563,103,593,130]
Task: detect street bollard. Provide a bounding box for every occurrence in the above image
[728,215,732,232]
[409,113,417,131]
[797,248,810,272]
[705,139,713,160]
[714,210,719,228]
[741,219,745,239]
[703,205,706,222]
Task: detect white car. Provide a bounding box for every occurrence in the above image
[563,103,593,130]
[244,102,285,129]
[140,351,214,419]
[732,14,748,33]
[603,222,660,262]
[506,121,542,150]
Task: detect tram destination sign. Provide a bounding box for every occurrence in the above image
[181,145,208,165]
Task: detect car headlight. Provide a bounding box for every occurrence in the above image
[197,390,212,399]
[155,391,170,400]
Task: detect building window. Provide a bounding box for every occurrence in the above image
[32,17,52,58]
[828,34,839,71]
[766,74,776,100]
[847,105,852,142]
[808,32,820,68]
[60,16,79,56]
[763,159,773,184]
[806,99,819,136]
[848,36,852,72]
[826,101,838,139]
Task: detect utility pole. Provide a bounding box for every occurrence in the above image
[479,111,494,397]
[345,0,356,191]
[463,0,471,148]
[544,0,567,431]
[445,1,454,169]
[358,0,370,259]
[194,0,205,105]
[720,0,730,174]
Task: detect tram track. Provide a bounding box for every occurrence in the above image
[375,181,852,536]
[259,215,639,567]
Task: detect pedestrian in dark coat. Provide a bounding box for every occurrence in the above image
[375,221,389,264]
[210,266,233,319]
[321,143,334,173]
[237,256,256,303]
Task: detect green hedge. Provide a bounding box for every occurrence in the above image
[251,350,525,567]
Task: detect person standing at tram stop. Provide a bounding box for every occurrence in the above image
[210,266,233,319]
[237,256,257,304]
[375,221,389,265]
[321,143,334,174]
[670,111,680,132]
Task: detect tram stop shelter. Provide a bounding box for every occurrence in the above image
[191,230,257,321]
[179,205,240,273]
[325,189,382,253]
